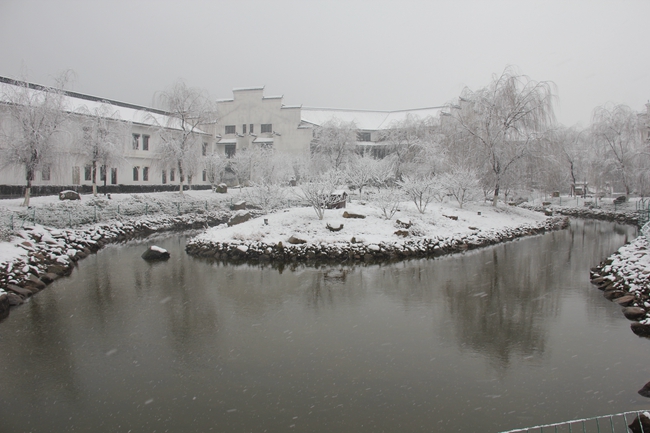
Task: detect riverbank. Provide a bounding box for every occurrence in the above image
[589,235,650,335]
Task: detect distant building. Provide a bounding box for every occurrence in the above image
[0,78,442,196]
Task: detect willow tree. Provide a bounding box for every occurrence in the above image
[310,119,357,173]
[75,103,128,196]
[590,103,644,196]
[449,68,557,206]
[0,73,72,206]
[153,81,214,195]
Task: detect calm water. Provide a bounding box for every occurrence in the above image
[0,220,648,433]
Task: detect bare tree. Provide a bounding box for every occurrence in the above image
[295,171,340,220]
[0,73,73,206]
[381,114,437,180]
[590,103,645,196]
[373,187,401,219]
[448,67,556,206]
[311,119,357,172]
[397,174,439,214]
[345,153,383,196]
[74,102,128,196]
[440,163,480,208]
[153,81,214,196]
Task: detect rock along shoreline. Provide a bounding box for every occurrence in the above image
[0,211,234,321]
[185,216,570,265]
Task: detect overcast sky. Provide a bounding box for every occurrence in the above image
[0,0,647,127]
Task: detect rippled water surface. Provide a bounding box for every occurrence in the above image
[1,219,648,432]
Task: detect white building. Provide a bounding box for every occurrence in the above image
[0,78,443,196]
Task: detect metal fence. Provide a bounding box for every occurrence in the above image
[499,410,650,433]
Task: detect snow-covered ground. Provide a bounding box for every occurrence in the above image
[194,200,547,246]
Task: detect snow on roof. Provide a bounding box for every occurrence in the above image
[253,137,274,143]
[0,77,210,135]
[300,106,443,130]
[232,86,265,92]
[217,138,237,144]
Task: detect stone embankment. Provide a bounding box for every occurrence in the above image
[185,216,570,265]
[0,211,231,320]
[589,235,650,337]
[520,203,640,225]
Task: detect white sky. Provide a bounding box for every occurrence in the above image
[0,0,648,127]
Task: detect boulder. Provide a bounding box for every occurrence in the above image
[639,382,650,398]
[141,246,171,261]
[6,284,32,298]
[623,307,647,321]
[0,293,10,320]
[6,293,23,306]
[631,322,650,338]
[326,223,344,232]
[215,183,228,193]
[394,230,410,237]
[26,274,46,290]
[288,235,307,245]
[628,413,650,433]
[613,295,636,306]
[227,211,251,227]
[343,211,365,219]
[396,219,412,229]
[231,201,247,210]
[59,190,81,200]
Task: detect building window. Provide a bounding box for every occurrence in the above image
[143,167,149,181]
[84,165,92,181]
[225,144,236,158]
[202,169,207,182]
[225,125,236,134]
[162,170,167,184]
[170,168,175,182]
[261,124,272,133]
[250,123,254,133]
[142,135,150,151]
[41,166,51,181]
[358,131,372,142]
[100,166,106,181]
[133,166,139,181]
[132,134,140,150]
[242,124,247,134]
[111,168,117,185]
[202,142,208,156]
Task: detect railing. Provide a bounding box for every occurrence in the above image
[499,410,649,433]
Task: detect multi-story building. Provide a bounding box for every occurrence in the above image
[0,78,442,196]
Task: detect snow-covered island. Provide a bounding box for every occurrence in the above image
[186,200,569,264]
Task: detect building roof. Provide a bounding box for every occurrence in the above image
[300,106,443,130]
[0,76,210,135]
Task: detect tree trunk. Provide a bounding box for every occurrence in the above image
[492,183,500,207]
[22,168,33,207]
[178,161,184,196]
[92,161,98,197]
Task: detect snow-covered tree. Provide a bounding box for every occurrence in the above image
[0,73,73,206]
[381,114,437,180]
[590,103,645,196]
[373,187,401,219]
[311,119,357,172]
[74,102,128,196]
[345,153,382,196]
[448,67,557,206]
[204,151,228,187]
[397,175,439,214]
[153,81,215,195]
[295,171,340,220]
[440,163,479,208]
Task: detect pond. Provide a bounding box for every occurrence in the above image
[0,219,648,432]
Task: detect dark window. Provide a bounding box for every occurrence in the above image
[41,166,50,181]
[242,124,247,134]
[143,167,149,181]
[250,124,254,133]
[84,165,92,181]
[202,169,207,182]
[142,135,149,151]
[132,134,140,150]
[202,142,208,156]
[100,166,106,181]
[162,170,167,184]
[225,125,236,134]
[357,131,371,142]
[111,168,117,185]
[170,168,175,182]
[261,124,272,133]
[225,144,236,158]
[133,166,139,181]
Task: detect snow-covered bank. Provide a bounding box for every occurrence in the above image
[0,210,232,318]
[589,236,650,335]
[520,203,641,226]
[186,202,570,265]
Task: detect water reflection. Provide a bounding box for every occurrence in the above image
[0,219,646,433]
